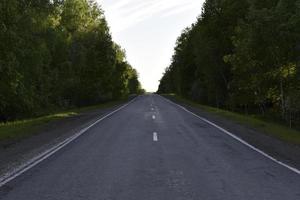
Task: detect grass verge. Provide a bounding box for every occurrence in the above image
[0,99,128,142]
[163,94,300,145]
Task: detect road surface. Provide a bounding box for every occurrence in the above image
[0,95,299,200]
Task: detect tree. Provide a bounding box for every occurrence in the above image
[158,0,300,126]
[0,0,143,121]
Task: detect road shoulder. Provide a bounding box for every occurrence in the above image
[162,95,300,170]
[0,100,132,178]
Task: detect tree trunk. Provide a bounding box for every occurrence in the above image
[245,104,248,115]
[289,111,292,129]
[280,78,285,120]
[259,103,265,116]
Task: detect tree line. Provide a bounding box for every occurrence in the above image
[158,0,300,127]
[0,0,143,121]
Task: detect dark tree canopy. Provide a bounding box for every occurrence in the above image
[0,0,143,121]
[158,0,300,127]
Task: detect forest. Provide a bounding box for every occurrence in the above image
[0,0,143,121]
[158,0,300,127]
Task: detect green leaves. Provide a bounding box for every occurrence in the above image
[0,0,142,121]
[158,0,300,126]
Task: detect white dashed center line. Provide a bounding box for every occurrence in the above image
[153,132,158,142]
[152,115,156,120]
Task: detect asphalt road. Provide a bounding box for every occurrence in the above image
[0,95,300,200]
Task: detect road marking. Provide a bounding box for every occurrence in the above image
[151,108,154,111]
[153,132,158,141]
[159,95,300,175]
[152,115,156,120]
[0,98,138,188]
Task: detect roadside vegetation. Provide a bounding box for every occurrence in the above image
[158,0,300,129]
[0,0,144,122]
[164,94,300,145]
[0,99,128,142]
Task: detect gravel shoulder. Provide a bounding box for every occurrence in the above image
[0,100,132,177]
[163,95,300,170]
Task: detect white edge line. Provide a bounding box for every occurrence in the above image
[0,97,137,187]
[159,95,300,175]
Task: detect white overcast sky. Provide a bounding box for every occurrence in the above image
[98,0,204,92]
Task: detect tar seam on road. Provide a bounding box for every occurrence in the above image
[0,98,137,188]
[159,95,300,175]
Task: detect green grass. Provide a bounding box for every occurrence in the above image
[164,94,300,145]
[0,99,128,142]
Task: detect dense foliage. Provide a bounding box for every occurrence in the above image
[158,0,300,127]
[0,0,143,121]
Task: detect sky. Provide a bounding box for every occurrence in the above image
[99,0,204,92]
